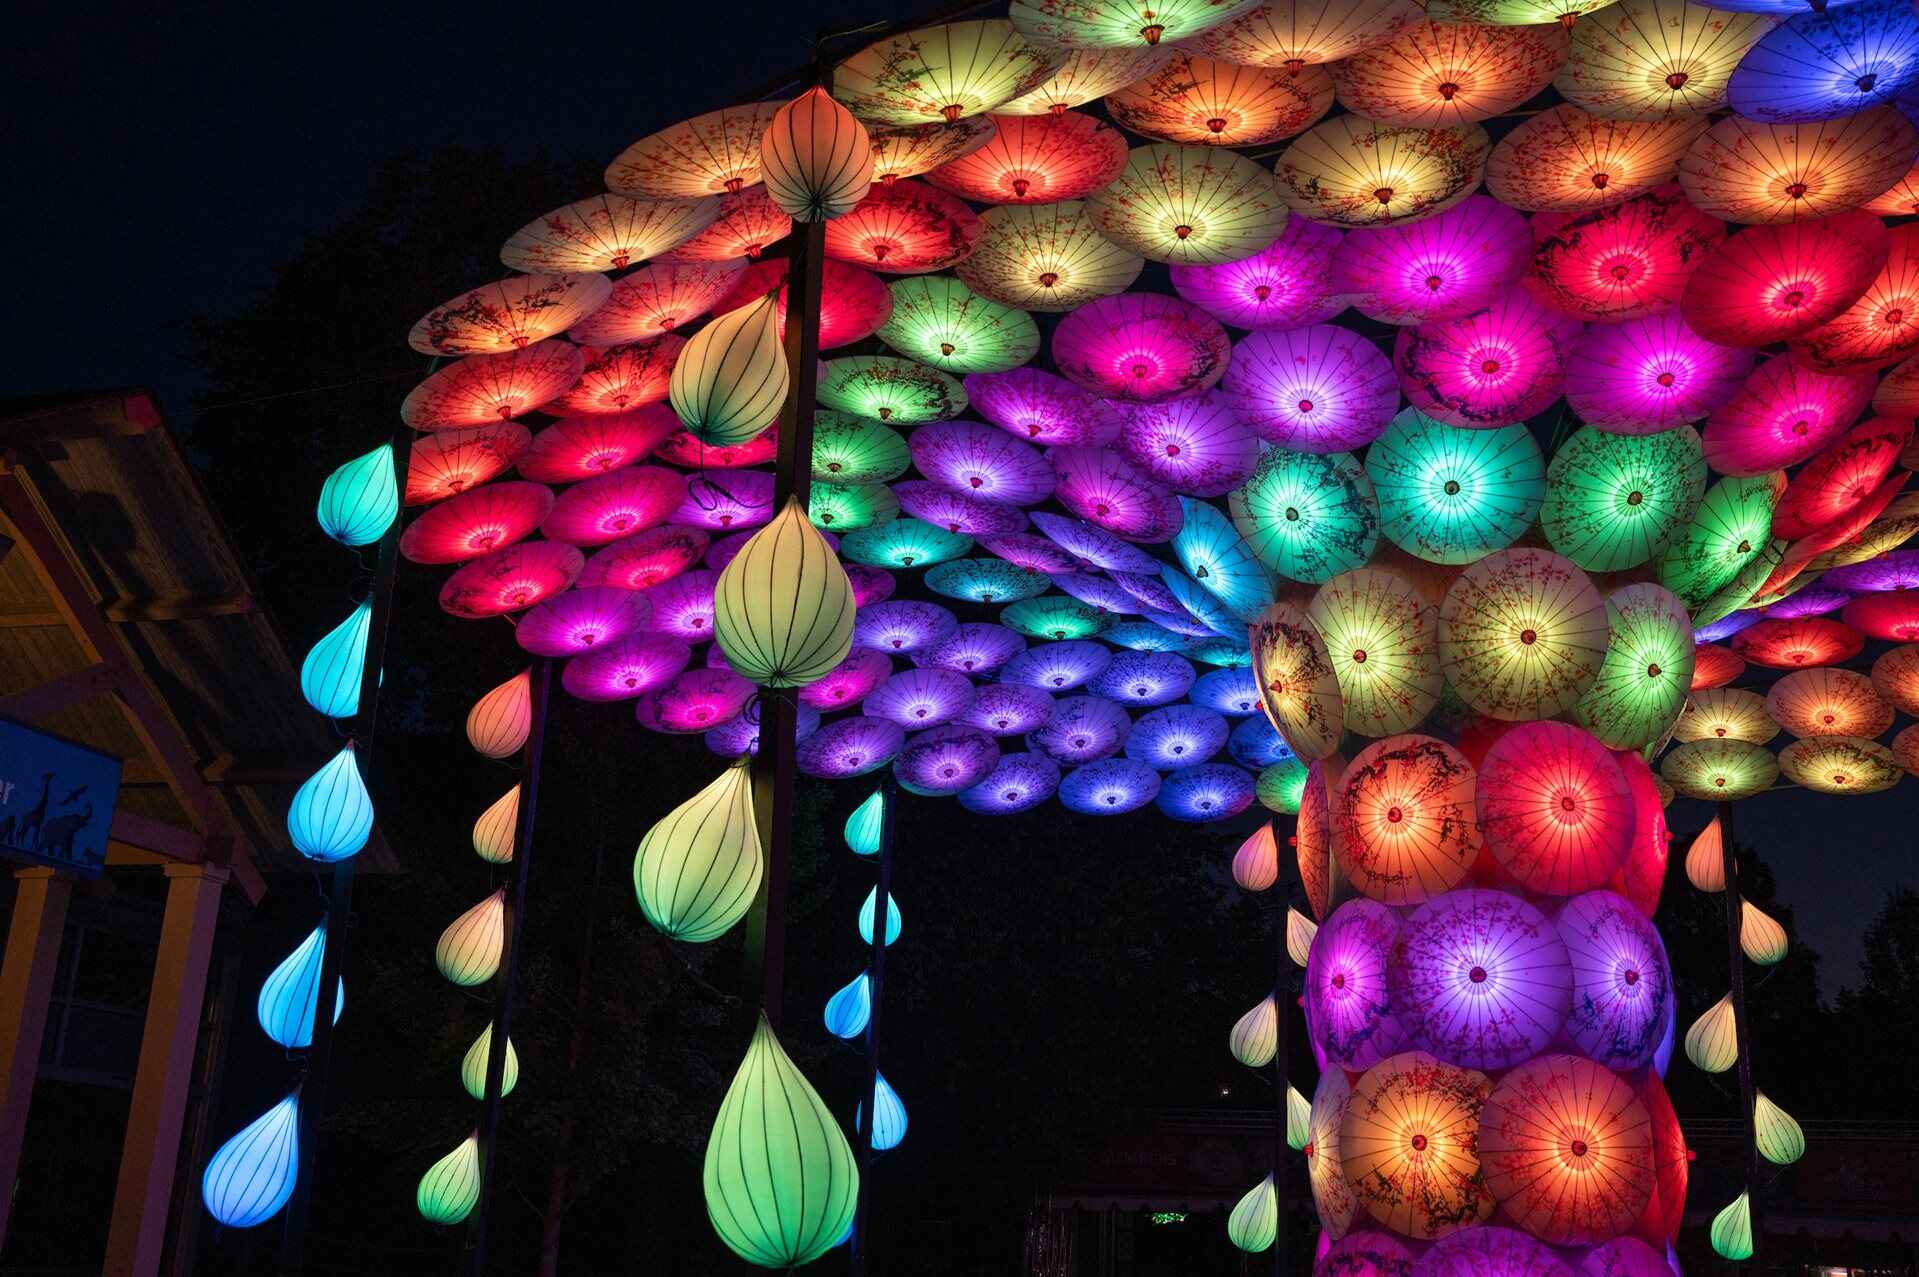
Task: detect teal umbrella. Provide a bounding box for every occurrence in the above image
[1366,409,1543,565]
[1173,498,1276,623]
[1229,448,1378,584]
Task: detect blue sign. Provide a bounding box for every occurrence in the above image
[0,717,120,876]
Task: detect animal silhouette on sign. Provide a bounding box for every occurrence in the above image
[38,804,93,861]
[15,773,53,849]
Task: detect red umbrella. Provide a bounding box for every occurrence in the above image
[1843,589,1919,642]
[541,468,686,547]
[1702,356,1874,478]
[825,180,982,273]
[1731,617,1865,668]
[712,258,894,349]
[1678,212,1888,347]
[399,481,554,565]
[658,188,793,261]
[925,111,1130,203]
[577,525,710,592]
[1395,294,1583,429]
[545,337,682,417]
[438,542,584,618]
[516,408,678,484]
[1634,1075,1688,1248]
[1524,185,1726,325]
[1690,644,1744,691]
[406,423,529,505]
[1297,756,1341,919]
[566,258,747,344]
[1477,722,1635,896]
[1771,418,1914,540]
[400,342,585,430]
[1332,734,1479,905]
[1791,224,1919,373]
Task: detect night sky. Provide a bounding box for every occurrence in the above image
[12,0,1914,991]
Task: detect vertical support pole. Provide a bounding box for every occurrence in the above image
[1274,861,1293,1277]
[1718,800,1761,1258]
[0,867,72,1247]
[281,430,411,1272]
[744,215,828,1031]
[105,861,231,1277]
[851,775,897,1277]
[463,656,554,1276]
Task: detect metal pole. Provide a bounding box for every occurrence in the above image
[1717,799,1762,1259]
[463,656,555,1275]
[743,215,828,1031]
[1274,839,1293,1277]
[280,428,411,1272]
[851,775,897,1277]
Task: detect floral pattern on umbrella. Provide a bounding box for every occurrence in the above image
[1391,888,1572,1069]
[1334,735,1479,903]
[1340,1050,1495,1239]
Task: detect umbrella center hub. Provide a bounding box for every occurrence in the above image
[1656,371,1675,386]
[1207,116,1228,133]
[1857,72,1879,92]
[1786,181,1808,199]
[1647,663,1662,677]
[1174,224,1193,239]
[940,103,964,122]
[1624,968,1640,985]
[1468,966,1486,984]
[1437,81,1459,100]
[1627,491,1643,505]
[1285,507,1301,521]
[1373,187,1395,205]
[1352,649,1367,664]
[1331,973,1346,989]
[1666,71,1690,90]
[1426,274,1444,292]
[1444,480,1460,495]
[1140,22,1165,43]
[1012,178,1032,197]
[1038,272,1059,288]
[969,476,983,488]
[1298,398,1315,413]
[1481,358,1500,374]
[1520,628,1537,645]
[1410,1134,1428,1151]
[1166,444,1181,456]
[1571,1140,1589,1158]
[940,342,956,356]
[1560,794,1577,812]
[1386,804,1402,822]
[1590,171,1610,189]
[1254,284,1272,300]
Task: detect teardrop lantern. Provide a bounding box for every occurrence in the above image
[714,496,857,688]
[317,444,398,546]
[760,87,875,222]
[633,758,764,942]
[668,292,790,447]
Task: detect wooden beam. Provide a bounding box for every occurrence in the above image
[0,393,160,444]
[0,662,117,720]
[108,809,204,862]
[100,591,254,623]
[0,613,68,629]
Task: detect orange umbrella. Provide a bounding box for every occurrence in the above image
[867,118,996,184]
[569,259,748,344]
[1676,107,1919,225]
[1767,668,1893,739]
[957,201,1145,311]
[924,112,1129,204]
[1477,722,1636,895]
[1778,735,1902,794]
[1893,722,1919,775]
[1690,643,1744,691]
[406,423,529,505]
[1308,1067,1360,1238]
[400,342,585,431]
[1252,601,1345,760]
[1478,1053,1655,1245]
[1333,734,1478,903]
[1557,0,1779,121]
[1191,0,1424,67]
[606,101,786,197]
[546,337,683,417]
[1296,755,1342,918]
[834,20,1062,124]
[1791,226,1919,373]
[824,180,981,273]
[1339,1050,1495,1240]
[659,188,793,262]
[407,274,611,357]
[1107,54,1335,146]
[1487,107,1706,212]
[1278,117,1490,227]
[1332,22,1569,127]
[1872,643,1919,715]
[501,194,722,273]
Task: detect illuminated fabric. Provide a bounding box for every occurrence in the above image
[1368,412,1543,565]
[1339,1050,1494,1239]
[1393,888,1571,1069]
[1334,735,1479,903]
[1332,22,1570,127]
[1108,54,1335,145]
[1278,117,1491,228]
[1306,568,1443,736]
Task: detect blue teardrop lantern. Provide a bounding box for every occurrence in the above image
[855,1073,909,1151]
[288,746,374,862]
[844,790,884,856]
[857,887,902,947]
[823,971,872,1039]
[316,444,398,547]
[299,600,371,720]
[202,1090,300,1227]
[257,924,345,1049]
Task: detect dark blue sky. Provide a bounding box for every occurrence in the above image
[11,0,1912,992]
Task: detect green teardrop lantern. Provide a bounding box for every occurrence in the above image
[459,1024,518,1101]
[1226,1173,1276,1253]
[634,758,764,943]
[416,1133,482,1225]
[1711,1191,1754,1261]
[1366,410,1543,565]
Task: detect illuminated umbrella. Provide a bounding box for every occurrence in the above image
[1226,325,1398,453]
[1051,293,1230,403]
[579,526,709,592]
[924,558,1048,607]
[917,622,1025,677]
[1172,499,1275,622]
[1250,602,1344,760]
[1030,511,1162,572]
[854,600,960,656]
[516,588,651,658]
[957,201,1145,311]
[1277,117,1491,228]
[1008,0,1263,48]
[439,543,583,619]
[1564,313,1751,434]
[1657,472,1784,611]
[1440,550,1609,721]
[1676,107,1919,224]
[1334,195,1530,326]
[562,635,692,702]
[1307,568,1442,735]
[1339,1049,1494,1240]
[1526,185,1727,325]
[876,277,1038,375]
[819,356,965,424]
[1161,567,1242,636]
[1159,761,1257,819]
[924,112,1127,206]
[655,423,776,471]
[1660,736,1778,797]
[1296,756,1340,916]
[1772,417,1913,538]
[1767,667,1893,737]
[1560,889,1672,1070]
[517,411,671,486]
[1541,424,1705,572]
[998,45,1176,114]
[1116,393,1260,497]
[1259,757,1311,814]
[703,702,821,758]
[1764,584,1852,618]
[1726,0,1919,123]
[633,668,753,734]
[1193,0,1422,67]
[1842,553,1919,593]
[1107,54,1334,145]
[824,180,980,274]
[1428,0,1627,24]
[962,683,1055,736]
[1394,293,1584,429]
[712,258,895,350]
[1231,449,1379,584]
[1125,705,1229,769]
[1895,721,1919,773]
[1231,714,1295,769]
[1332,735,1479,902]
[910,421,1054,507]
[669,470,775,532]
[501,193,722,273]
[975,531,1079,574]
[867,668,979,731]
[1367,411,1544,565]
[1306,1066,1361,1237]
[1049,448,1182,541]
[1332,22,1570,127]
[1393,888,1571,1069]
[1418,1226,1574,1277]
[1676,686,1775,745]
[867,118,996,184]
[1487,108,1706,212]
[1026,694,1130,763]
[606,102,784,197]
[1307,899,1405,1068]
[1556,0,1780,120]
[1003,595,1114,641]
[1680,212,1887,347]
[407,423,529,505]
[1571,584,1694,749]
[1691,643,1745,690]
[1844,588,1919,640]
[1058,757,1161,813]
[799,648,893,712]
[806,482,899,532]
[1170,217,1350,331]
[407,274,610,357]
[966,368,1124,448]
[659,188,793,262]
[1801,491,1919,571]
[1477,1054,1655,1245]
[1702,355,1874,476]
[400,342,584,430]
[1610,752,1671,919]
[543,468,686,547]
[643,570,719,641]
[795,716,906,779]
[554,338,688,418]
[959,751,1063,814]
[1085,144,1289,265]
[809,413,907,488]
[1196,665,1264,716]
[400,482,553,564]
[1732,616,1864,666]
[1778,733,1902,792]
[833,20,1062,125]
[1478,722,1636,894]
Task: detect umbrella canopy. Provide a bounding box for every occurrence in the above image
[1278,117,1491,228]
[795,717,905,779]
[605,101,785,197]
[659,188,793,261]
[1772,417,1914,539]
[1556,0,1779,120]
[1691,644,1746,691]
[1732,616,1865,667]
[563,635,693,702]
[1767,667,1894,737]
[1571,584,1695,750]
[1005,645,1117,695]
[501,193,723,273]
[1439,549,1610,721]
[1227,325,1399,453]
[1251,602,1345,760]
[439,542,583,619]
[1117,393,1261,497]
[1333,734,1480,902]
[1307,568,1444,736]
[1125,704,1229,768]
[1307,899,1406,1068]
[1559,889,1673,1070]
[1657,472,1784,611]
[1052,293,1231,403]
[1335,195,1530,325]
[1009,0,1263,48]
[895,725,1002,796]
[1660,737,1778,797]
[1562,312,1752,434]
[1725,0,1919,124]
[1232,448,1380,583]
[1368,412,1544,565]
[867,118,997,184]
[711,258,896,350]
[797,648,893,712]
[957,201,1146,311]
[924,111,1129,204]
[1680,212,1888,347]
[1395,293,1584,429]
[1778,734,1903,793]
[1057,756,1161,813]
[1173,499,1276,621]
[1487,108,1706,212]
[1416,1226,1574,1277]
[1525,185,1727,324]
[1392,888,1572,1069]
[1107,53,1335,145]
[400,482,554,564]
[810,414,909,487]
[1676,107,1919,224]
[833,20,1063,125]
[818,356,967,424]
[1339,1050,1495,1240]
[1332,22,1570,127]
[959,752,1063,814]
[569,260,747,345]
[997,45,1176,114]
[411,274,615,359]
[824,180,981,274]
[1193,0,1424,67]
[408,423,529,505]
[1085,143,1290,264]
[1541,424,1705,572]
[1703,356,1875,476]
[911,421,1054,506]
[400,342,584,430]
[1049,448,1182,540]
[1308,1067,1362,1238]
[924,558,1048,605]
[1171,217,1352,330]
[1844,588,1919,640]
[579,526,710,592]
[1478,721,1636,895]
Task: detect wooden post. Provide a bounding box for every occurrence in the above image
[0,867,71,1247]
[1274,865,1293,1277]
[744,216,827,1031]
[105,861,231,1276]
[1718,800,1761,1258]
[280,429,411,1271]
[851,776,897,1277]
[463,656,554,1276]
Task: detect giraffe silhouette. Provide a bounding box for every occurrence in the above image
[16,773,53,849]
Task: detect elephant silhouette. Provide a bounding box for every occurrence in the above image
[37,804,93,861]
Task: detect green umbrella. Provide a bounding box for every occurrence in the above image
[1660,737,1778,800]
[877,276,1040,375]
[810,411,908,485]
[1229,448,1378,585]
[1257,758,1309,814]
[808,482,899,531]
[1367,409,1543,565]
[840,517,972,569]
[1571,583,1695,750]
[818,355,967,423]
[1542,425,1706,573]
[1658,473,1784,612]
[1002,595,1113,640]
[924,557,1050,604]
[1691,539,1787,629]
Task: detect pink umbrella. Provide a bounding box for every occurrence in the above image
[1333,195,1529,327]
[439,542,583,618]
[541,467,686,546]
[1702,355,1874,477]
[633,668,754,734]
[963,367,1124,446]
[1524,186,1727,325]
[1169,218,1350,330]
[1679,211,1889,348]
[1477,722,1635,896]
[894,480,1029,536]
[1116,393,1261,497]
[514,586,651,657]
[798,646,893,710]
[1226,325,1399,452]
[399,482,554,564]
[517,407,679,483]
[1396,294,1583,429]
[1051,293,1231,403]
[640,569,718,641]
[1562,314,1752,436]
[1557,889,1672,1071]
[561,634,692,701]
[1391,888,1572,1071]
[1049,448,1184,542]
[1306,898,1405,1071]
[578,525,709,592]
[908,422,1056,506]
